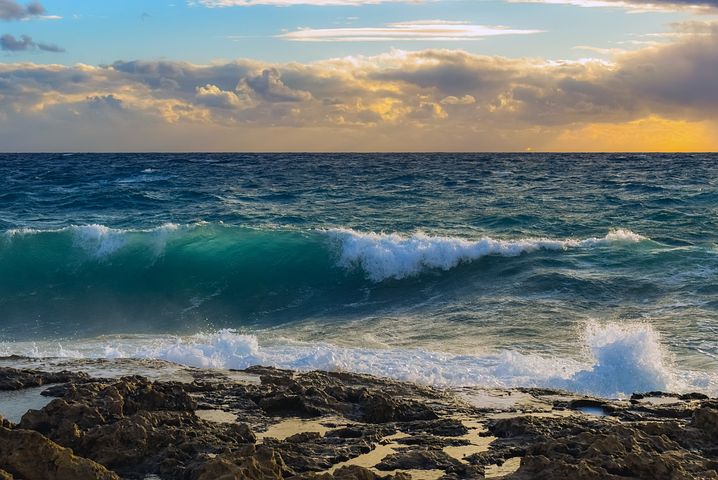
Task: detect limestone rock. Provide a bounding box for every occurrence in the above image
[0,427,118,480]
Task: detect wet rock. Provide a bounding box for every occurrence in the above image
[361,391,437,424]
[2,363,717,480]
[0,367,89,391]
[692,406,718,440]
[241,367,440,424]
[0,427,118,480]
[259,393,324,417]
[16,376,256,479]
[486,405,718,480]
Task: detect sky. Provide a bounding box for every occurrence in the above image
[0,0,717,151]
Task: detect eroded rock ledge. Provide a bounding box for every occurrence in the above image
[0,362,716,479]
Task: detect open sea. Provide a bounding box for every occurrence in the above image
[1,153,717,398]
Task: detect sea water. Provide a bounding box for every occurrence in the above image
[1,153,717,398]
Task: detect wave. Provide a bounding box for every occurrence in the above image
[4,223,183,258]
[1,322,713,399]
[0,223,651,338]
[3,223,648,276]
[330,228,647,281]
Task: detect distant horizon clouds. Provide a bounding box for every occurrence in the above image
[0,0,716,150]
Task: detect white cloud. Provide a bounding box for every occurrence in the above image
[509,0,717,12]
[195,0,407,5]
[278,22,543,42]
[440,94,476,104]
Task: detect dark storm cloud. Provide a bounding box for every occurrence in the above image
[0,0,44,20]
[0,33,63,52]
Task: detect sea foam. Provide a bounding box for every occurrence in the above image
[3,322,710,399]
[330,228,648,281]
[4,223,182,258]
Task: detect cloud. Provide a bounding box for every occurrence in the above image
[0,0,43,20]
[278,21,543,42]
[0,33,63,52]
[87,94,123,110]
[440,94,476,105]
[241,68,313,102]
[195,84,252,109]
[198,0,717,10]
[196,0,406,5]
[0,23,716,151]
[509,0,717,12]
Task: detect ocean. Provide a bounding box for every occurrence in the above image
[1,152,717,398]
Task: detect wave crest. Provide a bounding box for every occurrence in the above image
[330,228,648,281]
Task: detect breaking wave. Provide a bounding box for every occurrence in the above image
[2,322,712,399]
[0,223,655,339]
[330,228,647,281]
[3,223,649,281]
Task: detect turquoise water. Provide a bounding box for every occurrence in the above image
[1,153,717,397]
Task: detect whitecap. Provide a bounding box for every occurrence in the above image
[328,228,648,281]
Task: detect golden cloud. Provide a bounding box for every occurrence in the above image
[0,24,716,151]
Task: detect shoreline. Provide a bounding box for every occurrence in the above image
[1,358,717,479]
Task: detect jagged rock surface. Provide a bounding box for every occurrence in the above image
[0,364,717,480]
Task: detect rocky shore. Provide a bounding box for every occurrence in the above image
[0,359,717,480]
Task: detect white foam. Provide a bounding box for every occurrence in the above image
[2,322,712,399]
[329,228,648,281]
[565,322,677,397]
[4,223,181,258]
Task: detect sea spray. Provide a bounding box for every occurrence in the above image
[564,322,677,396]
[2,322,709,398]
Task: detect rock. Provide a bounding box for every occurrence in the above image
[290,465,413,479]
[259,394,323,417]
[229,422,257,443]
[16,376,256,479]
[692,407,718,440]
[190,444,292,480]
[400,418,468,437]
[376,447,471,474]
[396,433,470,448]
[2,363,718,480]
[0,367,89,391]
[0,427,118,480]
[493,413,718,480]
[332,465,412,479]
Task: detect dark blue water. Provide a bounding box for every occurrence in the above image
[1,153,717,397]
